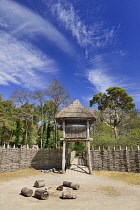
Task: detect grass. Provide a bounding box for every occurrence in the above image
[95,186,120,196]
[0,168,140,186]
[93,170,140,185]
[0,168,41,183]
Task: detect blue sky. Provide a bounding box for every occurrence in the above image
[0,0,140,108]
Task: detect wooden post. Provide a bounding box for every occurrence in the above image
[87,140,92,174]
[62,140,66,174]
[62,120,66,174]
[87,120,89,139]
[63,120,65,138]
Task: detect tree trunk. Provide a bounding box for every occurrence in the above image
[25,119,28,145]
[63,181,80,190]
[114,110,119,139]
[34,180,45,188]
[40,125,43,149]
[114,126,118,139]
[61,191,77,199]
[40,104,44,149]
[34,189,49,200]
[9,130,13,142]
[56,185,63,191]
[21,187,33,197]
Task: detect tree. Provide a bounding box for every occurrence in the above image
[90,109,116,148]
[44,79,71,119]
[44,79,71,147]
[90,86,135,138]
[31,90,46,148]
[10,90,35,145]
[0,95,17,145]
[117,109,140,147]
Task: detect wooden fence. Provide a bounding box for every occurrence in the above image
[83,147,140,173]
[0,146,62,172]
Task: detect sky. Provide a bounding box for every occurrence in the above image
[0,0,140,108]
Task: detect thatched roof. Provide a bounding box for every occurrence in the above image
[55,99,96,125]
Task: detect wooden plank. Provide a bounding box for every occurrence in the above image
[60,138,93,142]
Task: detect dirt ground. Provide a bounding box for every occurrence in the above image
[0,170,140,210]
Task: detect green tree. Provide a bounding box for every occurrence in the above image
[44,79,71,148]
[117,109,140,148]
[90,87,135,138]
[10,90,36,145]
[31,90,46,148]
[90,110,115,148]
[0,95,17,145]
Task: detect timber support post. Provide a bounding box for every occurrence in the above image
[62,120,66,174]
[62,140,66,174]
[87,140,92,174]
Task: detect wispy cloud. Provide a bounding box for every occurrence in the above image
[131,93,140,101]
[0,0,74,89]
[112,49,127,56]
[87,56,140,105]
[0,31,58,89]
[87,55,125,92]
[88,69,116,92]
[50,1,116,52]
[0,0,73,54]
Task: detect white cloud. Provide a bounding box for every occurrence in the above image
[88,69,116,92]
[0,0,73,54]
[131,93,140,103]
[112,49,127,56]
[51,1,116,51]
[0,31,58,88]
[87,57,140,106]
[82,95,93,103]
[87,55,124,92]
[0,0,74,89]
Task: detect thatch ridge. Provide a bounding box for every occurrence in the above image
[55,99,96,124]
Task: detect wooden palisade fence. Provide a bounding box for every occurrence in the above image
[82,146,140,173]
[0,144,62,172]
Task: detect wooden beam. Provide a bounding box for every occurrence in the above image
[62,140,66,174]
[60,138,93,142]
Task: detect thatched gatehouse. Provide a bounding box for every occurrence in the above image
[55,99,96,174]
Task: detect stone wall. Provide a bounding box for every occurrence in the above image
[90,149,140,172]
[0,148,62,172]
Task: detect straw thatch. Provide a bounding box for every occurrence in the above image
[55,99,96,125]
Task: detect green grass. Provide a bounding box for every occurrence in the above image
[0,168,41,183]
[93,170,140,185]
[95,186,120,196]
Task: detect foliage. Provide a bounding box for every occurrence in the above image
[0,79,70,148]
[0,84,140,151]
[90,109,140,149]
[44,79,71,114]
[90,87,135,138]
[44,79,71,148]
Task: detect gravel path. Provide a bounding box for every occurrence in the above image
[0,162,140,210]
